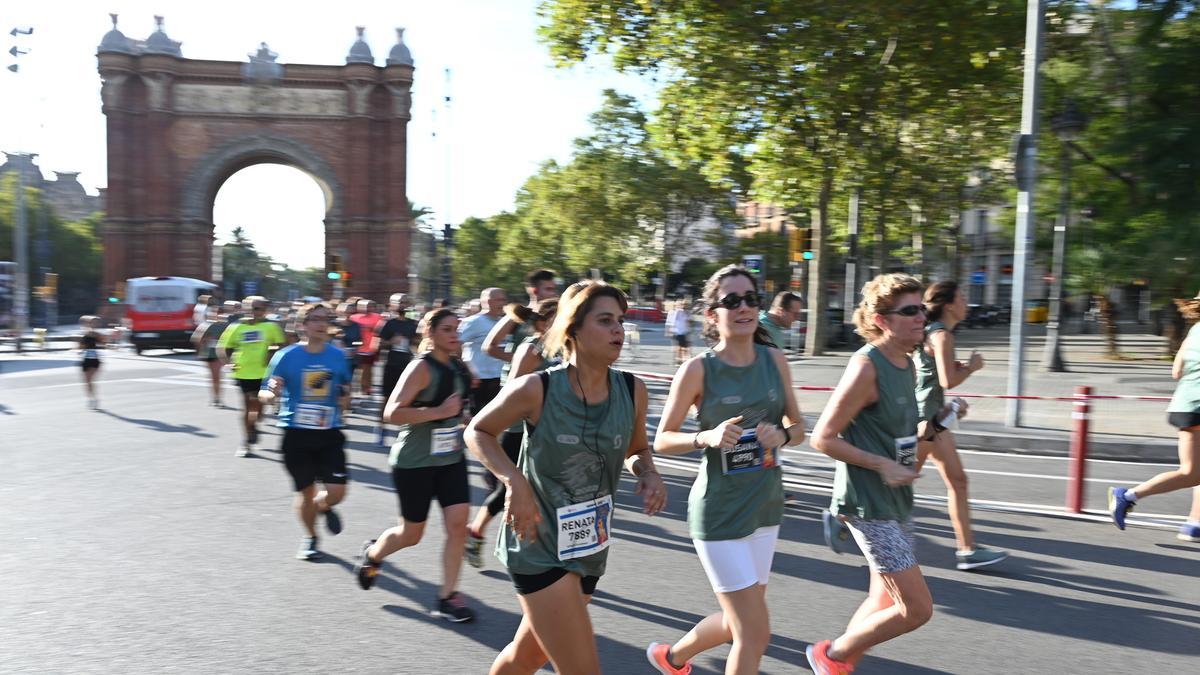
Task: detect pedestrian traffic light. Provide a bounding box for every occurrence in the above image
[108,281,124,303]
[326,270,341,280]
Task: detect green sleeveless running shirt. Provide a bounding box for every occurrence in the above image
[495,365,635,578]
[913,321,947,420]
[689,343,785,541]
[1169,323,1200,413]
[831,344,918,521]
[389,355,471,469]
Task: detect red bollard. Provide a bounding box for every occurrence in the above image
[1067,385,1091,514]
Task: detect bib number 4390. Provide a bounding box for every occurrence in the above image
[894,435,918,467]
[556,495,613,561]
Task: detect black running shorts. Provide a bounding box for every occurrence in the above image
[81,358,101,371]
[235,378,262,396]
[281,428,348,492]
[510,568,600,596]
[673,334,690,348]
[1169,411,1200,430]
[390,460,469,523]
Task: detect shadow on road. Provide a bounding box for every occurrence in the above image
[97,409,217,438]
[0,358,78,374]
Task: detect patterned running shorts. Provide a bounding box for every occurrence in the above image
[845,517,917,573]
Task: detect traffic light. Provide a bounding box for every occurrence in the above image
[789,228,814,262]
[327,253,344,280]
[742,254,764,275]
[108,281,125,304]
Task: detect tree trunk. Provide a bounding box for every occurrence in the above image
[805,169,834,357]
[1097,293,1120,357]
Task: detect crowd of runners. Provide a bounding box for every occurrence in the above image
[73,267,1200,674]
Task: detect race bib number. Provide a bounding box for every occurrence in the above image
[294,404,333,430]
[720,430,777,475]
[557,495,613,561]
[431,425,462,456]
[894,435,918,467]
[391,337,411,352]
[83,349,99,360]
[241,330,262,344]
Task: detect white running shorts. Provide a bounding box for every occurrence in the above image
[692,525,780,593]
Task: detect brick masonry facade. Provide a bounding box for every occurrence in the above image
[98,42,413,303]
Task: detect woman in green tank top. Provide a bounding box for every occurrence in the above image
[647,265,806,675]
[1109,294,1200,540]
[912,280,1008,571]
[807,273,933,673]
[465,299,560,569]
[465,281,666,675]
[354,309,478,623]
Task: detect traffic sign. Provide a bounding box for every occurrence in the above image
[971,271,986,285]
[242,281,258,296]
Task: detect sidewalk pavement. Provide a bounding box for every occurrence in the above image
[622,321,1183,462]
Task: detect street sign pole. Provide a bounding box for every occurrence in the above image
[1006,0,1046,428]
[13,159,29,345]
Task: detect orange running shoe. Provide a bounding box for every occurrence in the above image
[806,639,854,675]
[646,642,692,675]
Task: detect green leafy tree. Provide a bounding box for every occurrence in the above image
[540,0,1027,353]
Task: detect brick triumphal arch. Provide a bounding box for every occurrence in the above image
[97,16,414,301]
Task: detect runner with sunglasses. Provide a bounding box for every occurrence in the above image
[910,280,1007,570]
[647,265,805,675]
[807,273,933,675]
[465,281,666,675]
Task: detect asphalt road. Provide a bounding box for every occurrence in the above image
[3,351,1198,674]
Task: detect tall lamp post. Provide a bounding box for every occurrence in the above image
[1041,100,1087,372]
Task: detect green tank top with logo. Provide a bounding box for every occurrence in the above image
[913,321,947,421]
[495,365,635,578]
[689,343,785,541]
[1169,323,1200,413]
[389,355,471,469]
[831,344,919,521]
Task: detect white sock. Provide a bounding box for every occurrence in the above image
[1125,490,1139,502]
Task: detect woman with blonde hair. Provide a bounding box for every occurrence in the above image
[647,265,805,675]
[807,273,933,674]
[1110,292,1200,540]
[465,280,666,675]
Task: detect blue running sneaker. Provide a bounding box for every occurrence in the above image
[822,509,858,555]
[375,425,388,446]
[1108,487,1134,530]
[1178,523,1200,542]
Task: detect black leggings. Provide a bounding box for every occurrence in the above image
[485,429,524,516]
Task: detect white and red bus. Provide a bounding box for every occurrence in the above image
[125,276,217,353]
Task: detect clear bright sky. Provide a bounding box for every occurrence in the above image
[0,1,655,269]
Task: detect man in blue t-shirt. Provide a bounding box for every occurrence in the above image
[260,302,352,561]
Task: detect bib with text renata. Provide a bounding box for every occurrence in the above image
[721,430,777,475]
[556,495,613,561]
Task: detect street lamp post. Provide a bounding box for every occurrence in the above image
[1041,100,1087,372]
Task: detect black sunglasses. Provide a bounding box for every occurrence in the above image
[885,304,927,317]
[712,292,762,310]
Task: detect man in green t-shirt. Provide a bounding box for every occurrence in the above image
[759,291,802,352]
[219,296,286,456]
